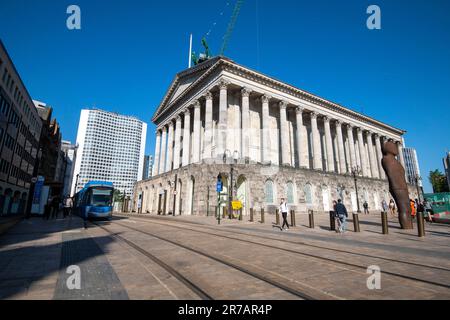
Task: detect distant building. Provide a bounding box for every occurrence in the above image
[403,147,422,186]
[0,41,43,215]
[61,140,77,196]
[142,155,153,180]
[71,109,147,197]
[444,152,450,190]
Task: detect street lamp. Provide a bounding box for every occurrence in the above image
[223,149,239,219]
[351,166,362,213]
[412,173,423,203]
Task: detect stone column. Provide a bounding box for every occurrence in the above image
[241,87,251,160]
[366,131,379,179]
[165,121,174,172]
[374,134,385,179]
[295,106,307,168]
[182,108,191,167]
[217,80,229,157]
[261,94,271,164]
[203,91,213,159]
[357,128,369,177]
[335,120,347,174]
[279,101,290,166]
[346,124,356,170]
[159,125,167,174]
[173,115,182,170]
[311,112,322,170]
[152,130,161,176]
[323,116,335,172]
[192,100,201,163]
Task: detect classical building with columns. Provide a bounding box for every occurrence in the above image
[133,57,417,216]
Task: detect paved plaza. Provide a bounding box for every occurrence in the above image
[0,212,449,300]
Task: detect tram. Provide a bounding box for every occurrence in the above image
[74,181,114,220]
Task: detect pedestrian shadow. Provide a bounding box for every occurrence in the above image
[271,223,283,231]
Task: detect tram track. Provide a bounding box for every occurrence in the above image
[115,215,450,290]
[93,221,326,300]
[121,214,450,272]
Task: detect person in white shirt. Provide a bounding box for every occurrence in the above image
[280,198,289,231]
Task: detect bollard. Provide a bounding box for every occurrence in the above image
[275,209,280,225]
[308,210,315,228]
[417,211,425,237]
[290,210,295,227]
[329,211,336,231]
[239,209,243,221]
[250,208,254,222]
[381,211,389,234]
[353,213,360,232]
[223,207,227,219]
[261,208,265,224]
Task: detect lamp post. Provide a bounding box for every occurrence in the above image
[25,147,43,219]
[223,149,239,219]
[351,166,361,213]
[413,174,423,203]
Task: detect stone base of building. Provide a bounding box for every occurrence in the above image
[133,162,419,217]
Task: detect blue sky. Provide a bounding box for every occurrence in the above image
[0,0,449,192]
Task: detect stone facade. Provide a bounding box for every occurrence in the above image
[134,56,415,215]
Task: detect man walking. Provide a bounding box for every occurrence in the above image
[363,201,369,214]
[63,196,73,218]
[335,199,348,233]
[382,199,388,213]
[280,198,289,231]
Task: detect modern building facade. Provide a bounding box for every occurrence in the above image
[444,152,450,190]
[142,155,153,180]
[134,57,418,216]
[61,140,77,197]
[0,41,42,215]
[403,147,422,187]
[72,109,147,197]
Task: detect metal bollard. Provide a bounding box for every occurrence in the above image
[308,210,315,228]
[417,211,425,237]
[275,209,280,225]
[381,211,389,234]
[250,208,254,222]
[261,208,265,224]
[290,210,295,227]
[239,209,243,221]
[223,207,227,219]
[353,213,360,232]
[329,211,336,231]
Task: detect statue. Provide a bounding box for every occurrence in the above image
[381,141,413,229]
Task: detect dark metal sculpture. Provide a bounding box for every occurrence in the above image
[381,141,413,229]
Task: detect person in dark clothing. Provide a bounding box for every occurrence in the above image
[51,196,60,219]
[279,198,289,231]
[363,201,369,214]
[335,199,348,233]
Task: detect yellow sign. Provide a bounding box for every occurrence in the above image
[232,201,243,210]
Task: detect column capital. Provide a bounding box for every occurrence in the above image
[345,123,353,130]
[241,87,252,98]
[365,129,373,136]
[175,114,182,122]
[279,100,288,109]
[156,129,161,136]
[356,127,363,133]
[218,79,230,90]
[310,111,318,120]
[322,115,330,123]
[183,107,190,115]
[205,90,213,100]
[335,119,342,127]
[373,132,379,138]
[193,100,201,109]
[261,94,272,104]
[167,120,174,128]
[295,106,305,114]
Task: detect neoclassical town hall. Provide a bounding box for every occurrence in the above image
[133,57,416,216]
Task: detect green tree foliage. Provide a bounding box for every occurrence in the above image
[113,189,124,203]
[428,169,450,193]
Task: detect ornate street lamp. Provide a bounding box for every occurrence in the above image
[351,166,362,213]
[223,149,239,219]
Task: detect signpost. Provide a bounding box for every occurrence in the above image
[216,176,223,225]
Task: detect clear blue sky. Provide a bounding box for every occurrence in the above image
[1,0,449,192]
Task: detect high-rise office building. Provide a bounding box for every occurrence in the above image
[403,147,422,186]
[71,109,147,197]
[61,140,77,196]
[142,155,153,180]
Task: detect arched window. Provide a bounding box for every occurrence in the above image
[286,182,295,204]
[265,180,274,204]
[304,183,313,205]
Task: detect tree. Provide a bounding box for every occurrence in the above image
[428,170,450,193]
[113,189,125,203]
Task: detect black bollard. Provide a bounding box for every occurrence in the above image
[250,208,254,222]
[223,207,227,219]
[290,210,296,227]
[417,211,425,237]
[381,211,389,234]
[329,211,336,231]
[308,210,315,229]
[353,213,360,232]
[276,209,280,225]
[239,209,243,221]
[261,208,265,224]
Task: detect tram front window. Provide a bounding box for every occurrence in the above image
[90,188,113,206]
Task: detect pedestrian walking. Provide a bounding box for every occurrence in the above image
[335,199,348,233]
[382,199,388,213]
[43,197,52,220]
[51,195,60,219]
[410,199,416,220]
[363,201,370,214]
[388,199,396,217]
[63,196,73,218]
[424,199,434,223]
[332,200,340,233]
[280,198,289,231]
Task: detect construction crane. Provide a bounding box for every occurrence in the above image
[219,0,244,56]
